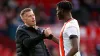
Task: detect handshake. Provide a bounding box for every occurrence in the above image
[43,27,59,44]
[43,28,53,39]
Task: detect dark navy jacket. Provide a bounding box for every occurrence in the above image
[15,25,50,56]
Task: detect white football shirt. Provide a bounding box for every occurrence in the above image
[59,18,80,56]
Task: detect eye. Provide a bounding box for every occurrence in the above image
[28,15,31,17]
[32,14,35,16]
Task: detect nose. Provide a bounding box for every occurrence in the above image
[32,18,35,20]
[32,16,35,20]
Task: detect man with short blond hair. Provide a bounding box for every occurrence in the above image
[15,8,58,56]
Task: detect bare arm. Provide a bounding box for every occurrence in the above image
[67,35,78,56]
[51,35,59,44]
[44,28,59,44]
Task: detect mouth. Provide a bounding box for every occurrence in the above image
[32,20,35,22]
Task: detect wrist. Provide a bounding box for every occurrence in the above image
[47,34,53,40]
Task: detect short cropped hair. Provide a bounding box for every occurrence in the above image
[20,8,32,17]
[57,1,73,11]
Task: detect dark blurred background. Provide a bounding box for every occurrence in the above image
[0,0,100,56]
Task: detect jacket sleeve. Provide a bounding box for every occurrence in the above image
[16,30,45,48]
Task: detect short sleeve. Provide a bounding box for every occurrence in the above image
[65,26,78,37]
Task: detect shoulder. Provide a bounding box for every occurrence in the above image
[16,25,23,30]
[66,19,79,28]
[15,25,29,38]
[16,25,27,31]
[16,25,28,35]
[70,19,78,24]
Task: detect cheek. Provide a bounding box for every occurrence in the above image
[27,18,32,21]
[58,12,63,16]
[58,11,64,19]
[25,18,31,23]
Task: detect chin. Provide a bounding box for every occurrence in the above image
[57,17,61,20]
[58,16,64,20]
[58,18,63,20]
[32,24,36,26]
[59,18,61,20]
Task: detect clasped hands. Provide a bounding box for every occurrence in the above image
[43,28,53,39]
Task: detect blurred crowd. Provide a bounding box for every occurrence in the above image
[0,0,100,56]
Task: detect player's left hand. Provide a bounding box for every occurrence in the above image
[44,27,52,37]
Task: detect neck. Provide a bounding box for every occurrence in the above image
[64,12,73,22]
[25,23,30,27]
[25,23,37,29]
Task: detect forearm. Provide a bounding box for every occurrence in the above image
[47,34,59,44]
[51,36,59,44]
[67,47,78,56]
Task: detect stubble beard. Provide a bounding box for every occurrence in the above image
[58,12,64,20]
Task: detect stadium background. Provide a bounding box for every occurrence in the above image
[0,0,100,56]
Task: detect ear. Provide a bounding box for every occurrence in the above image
[21,17,26,23]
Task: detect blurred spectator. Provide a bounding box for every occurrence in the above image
[34,2,49,25]
[72,0,90,26]
[8,0,18,9]
[96,39,100,56]
[49,3,57,24]
[0,10,8,35]
[5,8,17,40]
[0,44,4,56]
[2,48,12,56]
